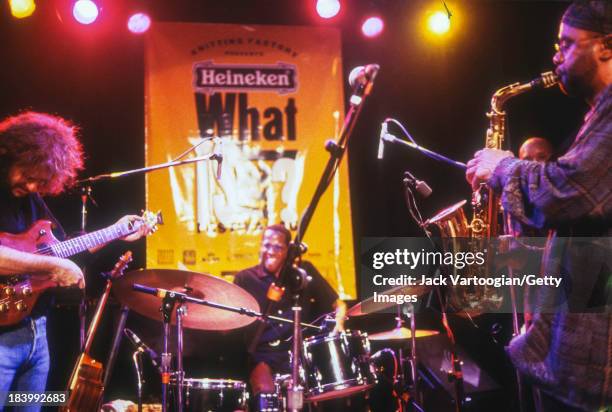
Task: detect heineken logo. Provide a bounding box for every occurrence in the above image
[193,61,298,94]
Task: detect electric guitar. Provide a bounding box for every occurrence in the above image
[61,251,133,412]
[0,210,161,326]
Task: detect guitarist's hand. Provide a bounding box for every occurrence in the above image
[50,258,85,289]
[117,215,153,242]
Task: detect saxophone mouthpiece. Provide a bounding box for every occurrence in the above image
[530,71,558,89]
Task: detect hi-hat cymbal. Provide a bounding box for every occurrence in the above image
[368,327,439,341]
[113,269,260,331]
[346,284,432,317]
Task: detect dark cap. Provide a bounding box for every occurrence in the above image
[562,1,612,34]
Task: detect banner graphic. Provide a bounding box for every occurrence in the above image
[145,23,355,298]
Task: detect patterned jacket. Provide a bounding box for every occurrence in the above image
[490,85,612,410]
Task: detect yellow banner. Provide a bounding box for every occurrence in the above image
[145,23,355,298]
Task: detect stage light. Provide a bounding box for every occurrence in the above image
[9,0,36,19]
[73,0,99,25]
[127,13,151,34]
[316,0,340,19]
[427,10,451,35]
[362,16,384,38]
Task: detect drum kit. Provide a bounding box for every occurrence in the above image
[107,268,442,412]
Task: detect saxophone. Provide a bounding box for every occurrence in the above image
[425,71,558,316]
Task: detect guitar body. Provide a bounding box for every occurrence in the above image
[60,353,104,412]
[0,211,160,327]
[0,221,60,326]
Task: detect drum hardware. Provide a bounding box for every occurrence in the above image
[133,348,145,412]
[288,300,304,412]
[368,327,439,341]
[171,378,248,412]
[120,271,320,412]
[301,330,378,403]
[256,392,282,412]
[346,283,432,318]
[99,304,130,411]
[124,328,161,412]
[393,304,425,412]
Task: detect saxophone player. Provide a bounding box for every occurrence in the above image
[466,1,611,411]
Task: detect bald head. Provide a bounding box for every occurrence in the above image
[519,137,553,162]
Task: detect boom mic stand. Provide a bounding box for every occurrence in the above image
[247,64,380,411]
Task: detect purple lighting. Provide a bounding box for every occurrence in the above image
[128,13,151,34]
[362,16,384,38]
[73,0,99,25]
[316,0,340,19]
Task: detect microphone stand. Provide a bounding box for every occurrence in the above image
[75,153,218,185]
[73,140,217,351]
[247,65,379,411]
[382,130,467,170]
[402,176,465,412]
[132,350,145,412]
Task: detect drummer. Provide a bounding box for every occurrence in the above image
[233,224,347,401]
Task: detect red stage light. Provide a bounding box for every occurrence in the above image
[73,0,99,25]
[316,0,340,19]
[128,13,151,34]
[362,16,384,38]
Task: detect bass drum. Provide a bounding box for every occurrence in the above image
[302,330,377,402]
[174,378,248,412]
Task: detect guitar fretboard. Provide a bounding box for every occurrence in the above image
[46,223,134,258]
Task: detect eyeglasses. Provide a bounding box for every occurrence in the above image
[554,36,602,55]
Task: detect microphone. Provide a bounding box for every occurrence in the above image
[124,328,160,368]
[378,121,387,160]
[212,137,223,179]
[403,171,433,198]
[348,64,380,88]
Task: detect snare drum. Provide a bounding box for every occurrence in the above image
[302,330,377,402]
[174,378,248,412]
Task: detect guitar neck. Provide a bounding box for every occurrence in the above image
[44,222,135,258]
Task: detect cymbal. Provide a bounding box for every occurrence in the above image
[368,327,439,341]
[113,269,260,331]
[346,284,432,317]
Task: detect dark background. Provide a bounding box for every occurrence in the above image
[0,0,586,410]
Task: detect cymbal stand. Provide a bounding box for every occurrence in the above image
[98,305,130,410]
[159,292,182,412]
[395,304,424,412]
[176,304,186,412]
[129,283,323,411]
[288,296,303,412]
